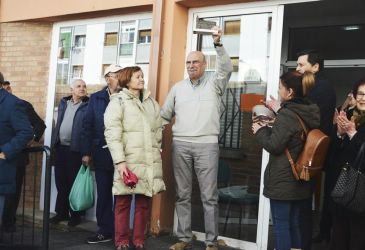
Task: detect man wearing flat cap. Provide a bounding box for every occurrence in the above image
[81,64,123,244]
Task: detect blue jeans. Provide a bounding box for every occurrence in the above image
[94,168,114,236]
[270,199,305,250]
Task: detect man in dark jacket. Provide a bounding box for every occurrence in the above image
[50,79,89,227]
[81,64,123,244]
[296,50,336,136]
[0,79,33,227]
[1,80,46,232]
[296,49,336,249]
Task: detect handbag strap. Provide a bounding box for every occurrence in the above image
[353,142,365,171]
[285,149,300,180]
[285,110,308,180]
[293,113,308,137]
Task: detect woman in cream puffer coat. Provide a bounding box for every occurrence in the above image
[104,66,165,250]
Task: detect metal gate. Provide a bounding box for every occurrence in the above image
[0,146,51,250]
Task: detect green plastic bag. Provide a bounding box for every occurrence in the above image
[69,165,94,211]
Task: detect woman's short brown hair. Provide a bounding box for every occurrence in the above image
[118,66,142,89]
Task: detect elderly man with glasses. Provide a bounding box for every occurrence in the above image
[161,26,233,250]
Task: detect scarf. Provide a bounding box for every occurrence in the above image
[351,107,365,129]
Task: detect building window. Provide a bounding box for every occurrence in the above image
[138,30,151,44]
[59,30,72,59]
[120,22,135,56]
[104,32,118,46]
[224,20,240,35]
[72,65,83,79]
[120,43,133,56]
[205,54,217,71]
[231,57,239,72]
[55,17,151,86]
[121,27,135,43]
[74,35,86,48]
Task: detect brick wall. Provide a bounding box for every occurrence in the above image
[0,22,52,211]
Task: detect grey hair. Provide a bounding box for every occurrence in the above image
[188,51,206,63]
[70,79,86,89]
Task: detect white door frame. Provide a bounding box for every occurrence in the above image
[183,3,285,250]
[39,13,152,214]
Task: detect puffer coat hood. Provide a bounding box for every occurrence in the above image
[104,88,166,197]
[255,98,320,200]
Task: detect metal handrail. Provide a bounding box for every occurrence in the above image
[0,146,51,250]
[24,146,51,250]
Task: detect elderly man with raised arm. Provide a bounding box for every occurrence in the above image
[161,27,233,250]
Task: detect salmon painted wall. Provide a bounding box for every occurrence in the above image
[150,0,189,232]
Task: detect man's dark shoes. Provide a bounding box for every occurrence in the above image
[87,233,112,244]
[49,214,69,224]
[67,216,81,227]
[312,234,330,244]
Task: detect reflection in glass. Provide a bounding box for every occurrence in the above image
[191,13,272,244]
[56,27,72,85]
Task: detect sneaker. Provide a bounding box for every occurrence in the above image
[67,216,81,227]
[206,245,218,250]
[49,214,69,224]
[169,241,192,250]
[87,233,112,244]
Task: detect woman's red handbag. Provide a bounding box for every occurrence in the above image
[123,168,138,188]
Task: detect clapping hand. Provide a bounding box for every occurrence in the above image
[337,111,357,137]
[262,95,281,114]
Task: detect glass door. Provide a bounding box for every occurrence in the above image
[186,4,283,250]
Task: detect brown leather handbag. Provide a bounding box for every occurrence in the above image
[285,113,330,181]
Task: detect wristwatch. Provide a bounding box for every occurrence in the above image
[214,42,223,47]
